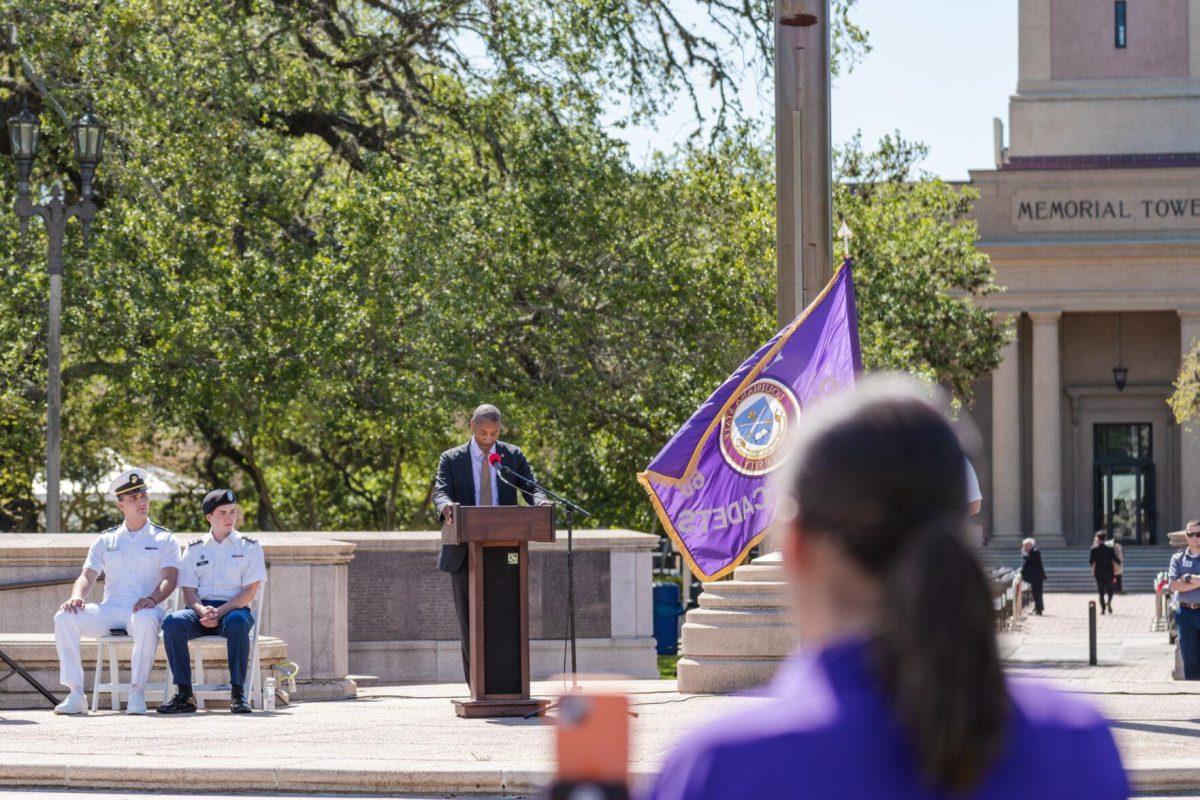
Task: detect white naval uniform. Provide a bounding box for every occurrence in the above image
[965,459,982,505]
[179,530,266,602]
[52,521,182,690]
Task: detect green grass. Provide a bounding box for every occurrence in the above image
[657,654,680,680]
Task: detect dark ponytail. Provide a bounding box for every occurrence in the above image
[786,377,1008,793]
[876,516,1008,792]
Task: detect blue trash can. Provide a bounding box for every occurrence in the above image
[653,582,682,656]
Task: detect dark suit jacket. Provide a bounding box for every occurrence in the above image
[433,440,546,574]
[1089,543,1120,580]
[1021,548,1046,583]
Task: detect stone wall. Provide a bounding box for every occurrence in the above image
[0,528,658,701]
[0,533,356,702]
[303,530,659,682]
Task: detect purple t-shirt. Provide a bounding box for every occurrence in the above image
[642,638,1128,800]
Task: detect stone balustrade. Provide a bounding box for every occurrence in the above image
[301,529,659,683]
[0,533,355,707]
[0,528,658,707]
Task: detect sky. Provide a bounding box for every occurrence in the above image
[614,0,1020,182]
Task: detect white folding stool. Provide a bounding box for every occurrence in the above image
[184,590,265,710]
[90,591,177,713]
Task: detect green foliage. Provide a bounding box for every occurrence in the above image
[657,654,679,679]
[836,134,1011,400]
[0,1,999,535]
[1170,341,1200,426]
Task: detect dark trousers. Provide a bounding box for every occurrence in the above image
[162,602,254,688]
[451,568,471,686]
[1095,576,1115,609]
[1028,579,1044,613]
[1179,607,1200,679]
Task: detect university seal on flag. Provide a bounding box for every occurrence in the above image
[718,378,800,476]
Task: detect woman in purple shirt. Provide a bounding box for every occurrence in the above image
[644,377,1128,800]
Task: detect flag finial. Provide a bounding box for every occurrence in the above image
[837,219,853,259]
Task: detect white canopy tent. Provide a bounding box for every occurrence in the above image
[33,457,182,503]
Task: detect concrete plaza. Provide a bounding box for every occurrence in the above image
[2,593,1200,797]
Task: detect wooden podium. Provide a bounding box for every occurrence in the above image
[442,504,556,717]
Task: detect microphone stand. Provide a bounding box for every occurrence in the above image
[491,460,593,720]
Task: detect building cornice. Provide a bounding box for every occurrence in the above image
[976,238,1200,258]
[979,291,1200,314]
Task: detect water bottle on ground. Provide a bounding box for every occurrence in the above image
[263,676,276,713]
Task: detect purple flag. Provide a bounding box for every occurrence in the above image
[637,262,862,580]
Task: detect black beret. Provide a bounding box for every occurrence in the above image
[202,488,237,516]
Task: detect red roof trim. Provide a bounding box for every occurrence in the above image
[1003,153,1200,170]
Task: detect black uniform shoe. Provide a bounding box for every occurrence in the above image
[156,691,196,714]
[230,689,253,714]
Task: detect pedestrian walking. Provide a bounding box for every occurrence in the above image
[1021,538,1046,615]
[1090,531,1120,614]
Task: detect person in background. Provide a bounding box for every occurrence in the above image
[642,376,1127,800]
[51,469,181,715]
[1090,531,1120,615]
[432,404,547,687]
[965,459,982,517]
[1111,537,1124,594]
[1021,538,1046,616]
[1167,520,1200,679]
[157,489,265,714]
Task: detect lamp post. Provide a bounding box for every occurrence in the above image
[7,100,107,533]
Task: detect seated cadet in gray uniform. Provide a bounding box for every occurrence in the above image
[157,489,266,714]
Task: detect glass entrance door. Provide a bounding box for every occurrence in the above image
[1093,423,1155,544]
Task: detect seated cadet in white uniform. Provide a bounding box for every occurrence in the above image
[157,489,266,714]
[52,468,182,715]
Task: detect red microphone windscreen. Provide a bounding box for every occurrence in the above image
[488,453,502,466]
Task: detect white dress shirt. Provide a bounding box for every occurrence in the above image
[179,530,267,603]
[965,459,982,505]
[82,521,182,604]
[469,438,500,506]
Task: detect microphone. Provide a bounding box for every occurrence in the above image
[489,452,534,491]
[491,452,555,505]
[487,450,589,518]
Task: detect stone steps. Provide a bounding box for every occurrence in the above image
[975,546,1173,593]
[697,580,790,609]
[676,656,784,695]
[733,563,785,582]
[678,551,794,693]
[681,608,795,657]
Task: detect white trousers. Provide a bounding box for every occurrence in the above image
[53,600,165,690]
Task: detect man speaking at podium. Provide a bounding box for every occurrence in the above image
[434,404,547,686]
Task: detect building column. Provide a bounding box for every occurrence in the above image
[1180,310,1200,524]
[991,333,1022,545]
[1190,0,1200,78]
[1030,311,1066,546]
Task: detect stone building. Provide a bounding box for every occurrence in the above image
[970,0,1200,547]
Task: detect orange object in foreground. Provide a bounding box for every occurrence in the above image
[555,692,630,785]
